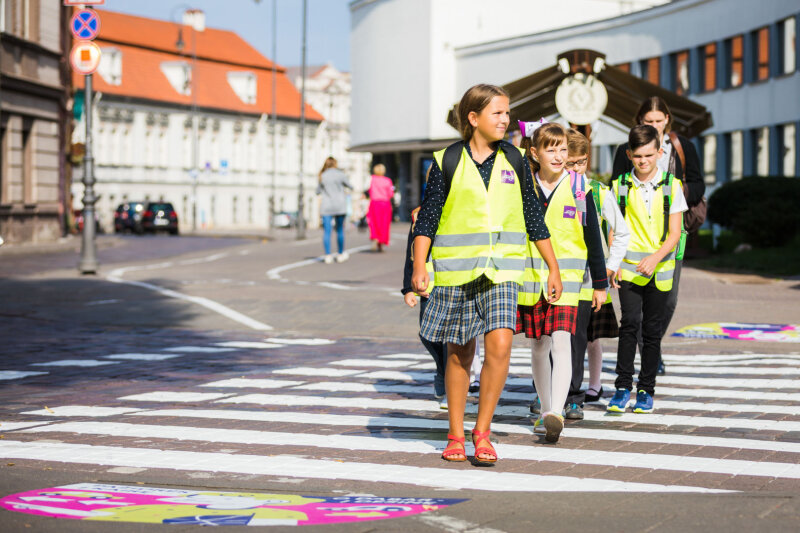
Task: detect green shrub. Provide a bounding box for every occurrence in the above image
[707,177,800,248]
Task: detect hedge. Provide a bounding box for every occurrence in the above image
[707,177,800,248]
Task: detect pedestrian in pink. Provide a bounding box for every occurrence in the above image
[367,164,394,251]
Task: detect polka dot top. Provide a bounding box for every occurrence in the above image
[413,143,551,242]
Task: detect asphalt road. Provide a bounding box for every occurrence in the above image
[0,227,798,532]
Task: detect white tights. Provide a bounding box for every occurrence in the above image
[531,331,572,415]
[587,339,603,392]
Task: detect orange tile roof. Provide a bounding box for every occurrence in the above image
[72,9,322,121]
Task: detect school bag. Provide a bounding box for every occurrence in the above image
[668,132,707,233]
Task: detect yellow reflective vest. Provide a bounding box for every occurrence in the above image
[431,146,528,287]
[612,171,681,292]
[518,172,588,307]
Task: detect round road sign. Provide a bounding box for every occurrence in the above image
[70,41,102,75]
[71,9,100,40]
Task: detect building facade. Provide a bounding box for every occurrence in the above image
[287,63,372,195]
[350,0,800,214]
[71,9,325,233]
[0,0,70,243]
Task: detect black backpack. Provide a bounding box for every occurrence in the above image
[440,140,529,195]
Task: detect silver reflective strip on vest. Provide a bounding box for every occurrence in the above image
[432,257,487,272]
[523,282,541,294]
[619,262,639,274]
[625,250,676,262]
[562,281,583,293]
[488,257,526,271]
[493,231,527,246]
[656,269,674,282]
[558,258,588,270]
[526,257,544,270]
[433,233,490,247]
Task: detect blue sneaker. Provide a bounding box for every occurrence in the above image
[606,389,630,413]
[633,390,654,413]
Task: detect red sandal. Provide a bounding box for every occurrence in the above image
[471,429,497,465]
[441,434,467,462]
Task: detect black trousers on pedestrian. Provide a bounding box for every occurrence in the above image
[616,278,669,396]
[637,259,682,356]
[419,297,446,383]
[567,300,593,406]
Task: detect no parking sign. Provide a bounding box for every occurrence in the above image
[70,9,100,40]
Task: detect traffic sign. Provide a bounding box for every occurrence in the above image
[70,9,100,40]
[70,41,102,75]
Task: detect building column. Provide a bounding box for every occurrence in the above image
[396,151,411,221]
[769,21,781,78]
[660,53,671,90]
[688,47,701,95]
[795,120,800,177]
[742,129,755,177]
[716,39,727,90]
[742,31,755,85]
[716,133,729,184]
[768,125,781,176]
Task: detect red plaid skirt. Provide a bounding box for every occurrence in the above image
[515,295,578,338]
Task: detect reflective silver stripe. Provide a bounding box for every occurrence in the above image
[433,233,490,247]
[522,282,541,294]
[656,270,674,282]
[493,231,527,246]
[619,262,639,273]
[625,251,676,262]
[488,257,527,271]
[558,258,588,271]
[432,257,487,272]
[526,257,544,270]
[662,251,675,262]
[562,281,583,293]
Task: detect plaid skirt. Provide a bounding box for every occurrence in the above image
[419,275,517,345]
[587,301,619,341]
[515,295,578,338]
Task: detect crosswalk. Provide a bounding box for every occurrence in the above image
[1,340,799,494]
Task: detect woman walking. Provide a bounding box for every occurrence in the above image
[367,164,394,251]
[317,157,352,264]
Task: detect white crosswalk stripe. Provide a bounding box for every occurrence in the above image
[3,343,799,495]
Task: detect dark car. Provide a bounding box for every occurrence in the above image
[141,202,179,235]
[114,201,145,234]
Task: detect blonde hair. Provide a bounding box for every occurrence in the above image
[372,163,386,176]
[567,128,590,157]
[456,84,509,141]
[523,122,568,175]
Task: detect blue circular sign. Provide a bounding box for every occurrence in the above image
[71,9,100,41]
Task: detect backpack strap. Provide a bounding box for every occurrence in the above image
[590,180,604,214]
[569,171,587,226]
[616,173,630,218]
[441,141,464,190]
[668,132,686,176]
[660,172,673,243]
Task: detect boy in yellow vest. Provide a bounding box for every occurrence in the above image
[608,125,687,413]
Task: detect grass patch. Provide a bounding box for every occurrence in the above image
[689,232,800,278]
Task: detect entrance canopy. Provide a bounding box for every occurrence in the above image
[448,49,713,138]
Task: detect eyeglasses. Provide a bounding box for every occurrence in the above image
[565,158,588,169]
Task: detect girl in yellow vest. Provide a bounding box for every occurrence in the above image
[607,125,687,414]
[516,121,608,443]
[411,84,562,465]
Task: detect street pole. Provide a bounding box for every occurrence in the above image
[191,24,199,232]
[269,0,277,236]
[296,0,307,240]
[78,73,99,274]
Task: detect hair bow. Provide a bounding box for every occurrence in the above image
[518,118,549,138]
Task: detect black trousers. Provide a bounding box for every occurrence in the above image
[567,300,593,406]
[637,259,682,355]
[616,278,669,396]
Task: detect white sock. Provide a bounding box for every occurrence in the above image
[549,330,572,414]
[531,336,553,414]
[587,339,603,392]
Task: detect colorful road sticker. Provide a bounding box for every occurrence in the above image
[673,322,800,343]
[0,483,466,526]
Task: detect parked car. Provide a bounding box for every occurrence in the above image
[114,201,145,234]
[273,211,297,228]
[141,202,179,235]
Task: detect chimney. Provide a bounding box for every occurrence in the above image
[183,9,205,32]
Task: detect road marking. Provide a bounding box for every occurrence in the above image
[0,440,726,493]
[20,407,793,454]
[332,359,417,368]
[85,299,121,306]
[212,393,800,432]
[651,365,800,376]
[103,353,182,361]
[377,354,432,360]
[0,421,53,431]
[264,337,335,345]
[201,378,305,389]
[415,513,507,533]
[163,346,237,353]
[266,244,371,280]
[118,392,235,403]
[214,341,283,349]
[273,367,362,377]
[652,387,800,402]
[355,371,437,381]
[0,371,48,380]
[30,360,119,367]
[659,353,800,362]
[19,421,800,479]
[108,254,274,331]
[24,406,145,417]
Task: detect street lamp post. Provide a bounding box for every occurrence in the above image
[78,73,99,274]
[270,0,277,236]
[296,0,308,240]
[175,7,199,232]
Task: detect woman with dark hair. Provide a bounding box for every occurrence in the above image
[611,97,705,373]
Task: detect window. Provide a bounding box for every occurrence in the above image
[701,42,717,92]
[754,127,769,176]
[729,131,743,180]
[640,57,660,85]
[615,62,631,73]
[672,51,690,95]
[727,35,744,87]
[780,17,796,74]
[782,123,796,177]
[753,27,770,81]
[703,135,716,185]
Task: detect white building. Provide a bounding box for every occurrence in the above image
[350,0,799,213]
[287,63,372,195]
[71,9,326,233]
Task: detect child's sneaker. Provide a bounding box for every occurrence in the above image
[468,380,480,394]
[606,388,631,413]
[438,396,448,410]
[529,396,541,415]
[532,416,546,434]
[564,402,584,420]
[543,412,564,443]
[633,390,654,413]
